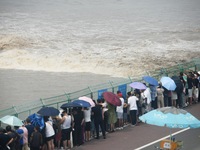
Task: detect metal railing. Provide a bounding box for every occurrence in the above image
[0,58,199,120]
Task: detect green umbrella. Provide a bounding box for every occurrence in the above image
[0,115,23,126]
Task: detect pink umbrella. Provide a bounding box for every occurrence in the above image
[78,96,95,107]
[102,91,121,106]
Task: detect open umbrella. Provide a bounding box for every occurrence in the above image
[37,106,60,116]
[0,115,23,126]
[28,113,45,130]
[79,96,95,107]
[60,102,81,109]
[139,107,200,150]
[73,100,91,107]
[171,76,184,94]
[102,91,121,106]
[142,76,159,86]
[139,107,200,128]
[129,82,147,90]
[60,100,91,109]
[160,77,176,91]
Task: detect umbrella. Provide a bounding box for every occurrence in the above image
[142,76,159,86]
[28,113,45,130]
[160,77,176,91]
[129,82,147,90]
[60,100,91,109]
[139,107,200,128]
[171,76,184,94]
[60,101,81,109]
[72,100,91,107]
[79,96,95,107]
[37,106,60,116]
[102,91,121,106]
[0,115,23,126]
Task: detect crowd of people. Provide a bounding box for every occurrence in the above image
[0,71,200,150]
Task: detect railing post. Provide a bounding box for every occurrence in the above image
[40,98,45,107]
[128,76,132,83]
[87,86,93,99]
[109,81,115,93]
[12,105,18,117]
[64,93,71,103]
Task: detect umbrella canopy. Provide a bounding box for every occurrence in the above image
[102,91,121,106]
[37,106,60,116]
[60,100,91,109]
[60,102,81,109]
[129,82,147,90]
[79,96,95,107]
[139,107,200,128]
[28,113,45,130]
[73,100,91,107]
[171,76,184,94]
[0,115,23,126]
[160,77,176,91]
[142,76,159,86]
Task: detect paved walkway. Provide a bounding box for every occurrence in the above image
[56,103,200,150]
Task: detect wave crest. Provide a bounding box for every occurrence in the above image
[0,35,31,50]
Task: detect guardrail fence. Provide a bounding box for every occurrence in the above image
[0,58,199,120]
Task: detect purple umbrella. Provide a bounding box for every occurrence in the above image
[129,82,147,90]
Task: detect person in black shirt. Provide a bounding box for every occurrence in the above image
[92,100,106,139]
[0,127,12,150]
[72,107,85,146]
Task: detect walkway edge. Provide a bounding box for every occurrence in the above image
[135,127,190,150]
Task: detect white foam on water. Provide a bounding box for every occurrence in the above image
[0,0,200,77]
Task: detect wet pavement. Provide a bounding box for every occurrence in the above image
[68,103,200,150]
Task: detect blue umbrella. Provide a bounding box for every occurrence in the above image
[139,107,200,128]
[129,82,147,90]
[37,106,60,116]
[60,100,91,109]
[143,76,159,86]
[72,100,91,107]
[28,113,45,130]
[160,77,176,91]
[60,102,81,109]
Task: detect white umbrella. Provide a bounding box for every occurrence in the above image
[0,115,23,126]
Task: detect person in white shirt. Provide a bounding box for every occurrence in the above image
[116,91,124,129]
[143,85,152,112]
[59,111,73,149]
[83,107,91,142]
[44,116,55,150]
[127,92,139,126]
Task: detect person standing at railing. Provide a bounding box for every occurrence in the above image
[156,83,164,108]
[43,116,55,150]
[116,91,124,130]
[187,73,194,105]
[92,100,106,139]
[59,110,73,149]
[83,107,91,142]
[127,92,139,126]
[72,107,85,146]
